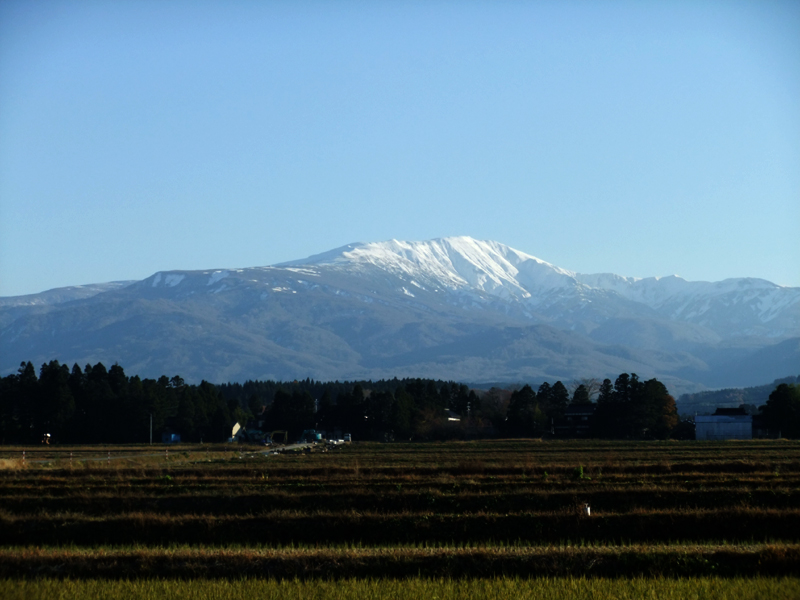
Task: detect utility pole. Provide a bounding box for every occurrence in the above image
[150,413,153,445]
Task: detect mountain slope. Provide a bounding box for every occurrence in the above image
[285,237,799,337]
[1,237,797,393]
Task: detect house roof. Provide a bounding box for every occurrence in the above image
[713,407,748,416]
[696,415,752,424]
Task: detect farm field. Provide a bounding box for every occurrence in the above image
[0,440,799,597]
[3,576,800,600]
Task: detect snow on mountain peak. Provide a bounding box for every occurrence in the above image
[278,236,799,329]
[283,236,577,299]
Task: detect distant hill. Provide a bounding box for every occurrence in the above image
[1,237,798,394]
[677,375,800,415]
[0,281,135,308]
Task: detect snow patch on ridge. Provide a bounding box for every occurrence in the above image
[164,274,185,287]
[207,271,230,286]
[283,267,320,276]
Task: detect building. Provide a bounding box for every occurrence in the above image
[554,403,596,438]
[445,409,461,422]
[695,407,752,440]
[231,421,270,444]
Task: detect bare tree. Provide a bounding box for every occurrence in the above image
[570,378,601,401]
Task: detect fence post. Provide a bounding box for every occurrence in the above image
[22,450,25,464]
[107,451,110,466]
[70,452,73,467]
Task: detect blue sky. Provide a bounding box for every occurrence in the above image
[1,0,798,296]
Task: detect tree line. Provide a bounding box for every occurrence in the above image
[0,361,232,444]
[3,359,796,444]
[759,382,800,439]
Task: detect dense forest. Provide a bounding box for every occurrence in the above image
[0,361,230,445]
[1,360,796,444]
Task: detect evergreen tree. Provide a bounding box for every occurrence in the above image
[18,361,38,443]
[390,388,415,440]
[37,360,75,442]
[365,389,395,439]
[592,374,676,439]
[640,378,678,439]
[614,373,631,403]
[125,375,150,443]
[176,387,198,440]
[467,390,480,416]
[549,381,570,418]
[572,384,591,404]
[597,379,613,403]
[267,388,314,436]
[537,382,551,405]
[760,384,800,438]
[506,384,538,436]
[592,377,626,438]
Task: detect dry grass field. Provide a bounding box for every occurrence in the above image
[0,440,798,597]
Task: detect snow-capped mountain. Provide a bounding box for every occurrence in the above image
[282,237,576,299]
[1,237,798,393]
[281,237,799,338]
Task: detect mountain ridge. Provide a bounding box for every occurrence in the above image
[1,237,798,394]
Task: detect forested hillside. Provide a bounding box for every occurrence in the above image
[677,375,800,415]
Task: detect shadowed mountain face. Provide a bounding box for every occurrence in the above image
[1,237,798,395]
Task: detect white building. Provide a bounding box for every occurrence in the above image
[695,408,752,440]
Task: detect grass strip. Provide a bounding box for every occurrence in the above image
[0,545,798,579]
[2,577,800,599]
[2,577,798,600]
[2,508,798,546]
[2,488,798,515]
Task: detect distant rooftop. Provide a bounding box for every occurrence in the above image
[713,407,748,416]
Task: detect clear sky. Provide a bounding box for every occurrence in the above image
[1,0,798,297]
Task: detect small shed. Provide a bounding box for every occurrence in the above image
[695,407,752,440]
[445,409,461,422]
